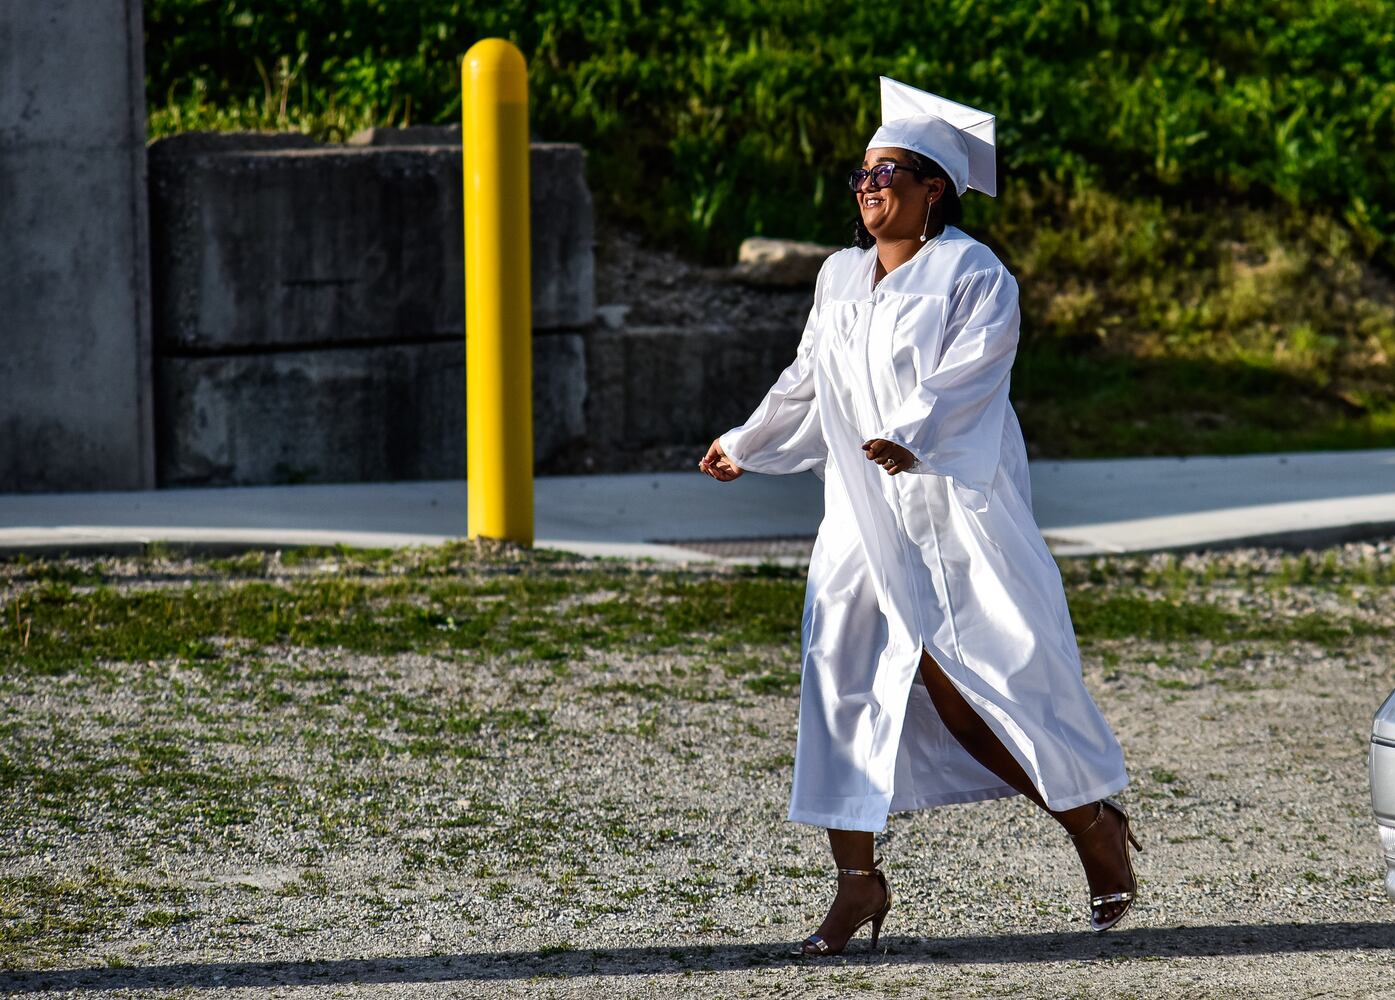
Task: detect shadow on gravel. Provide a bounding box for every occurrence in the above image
[4,922,1393,992]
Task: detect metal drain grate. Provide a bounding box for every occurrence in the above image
[651,535,816,559]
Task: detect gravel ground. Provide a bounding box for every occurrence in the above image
[1,543,1392,998]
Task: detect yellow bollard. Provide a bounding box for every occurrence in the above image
[463,38,533,544]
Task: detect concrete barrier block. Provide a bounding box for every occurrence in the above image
[0,0,154,492]
[150,144,464,354]
[583,325,802,458]
[149,138,594,353]
[528,145,595,331]
[157,335,585,486]
[533,332,588,467]
[156,344,465,486]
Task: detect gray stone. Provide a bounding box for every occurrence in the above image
[595,304,631,330]
[730,236,840,286]
[0,0,154,491]
[347,125,461,147]
[149,138,594,351]
[156,335,586,486]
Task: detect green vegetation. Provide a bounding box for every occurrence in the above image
[142,2,1395,456]
[0,868,189,966]
[0,565,802,677]
[1002,186,1395,456]
[144,1,1395,259]
[3,543,1392,682]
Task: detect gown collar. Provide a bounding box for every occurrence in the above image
[865,226,960,297]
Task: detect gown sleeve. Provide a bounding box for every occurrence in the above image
[872,264,1020,510]
[717,264,829,477]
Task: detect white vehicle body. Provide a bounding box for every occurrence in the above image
[1371,689,1395,900]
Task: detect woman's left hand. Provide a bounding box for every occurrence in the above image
[862,438,917,476]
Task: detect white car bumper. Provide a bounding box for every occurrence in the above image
[1371,690,1395,901]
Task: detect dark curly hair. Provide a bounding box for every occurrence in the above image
[851,150,962,249]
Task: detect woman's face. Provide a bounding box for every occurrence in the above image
[856,147,945,242]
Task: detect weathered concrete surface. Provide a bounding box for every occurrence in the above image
[154,314,795,485]
[147,131,594,486]
[156,333,585,486]
[532,332,588,468]
[0,0,154,491]
[584,325,803,462]
[149,136,594,350]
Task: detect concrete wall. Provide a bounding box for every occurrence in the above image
[150,131,593,485]
[0,0,154,492]
[583,325,802,467]
[155,334,587,485]
[147,128,799,487]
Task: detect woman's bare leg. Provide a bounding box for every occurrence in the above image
[805,829,888,951]
[917,648,1134,924]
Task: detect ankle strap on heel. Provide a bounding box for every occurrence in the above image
[1067,802,1107,842]
[838,856,883,877]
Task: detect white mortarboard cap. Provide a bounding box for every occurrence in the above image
[867,76,997,197]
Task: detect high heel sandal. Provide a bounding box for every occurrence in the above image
[792,857,893,956]
[1069,797,1143,933]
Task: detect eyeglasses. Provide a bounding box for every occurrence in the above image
[847,162,912,193]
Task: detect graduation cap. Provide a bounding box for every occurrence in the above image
[867,77,997,197]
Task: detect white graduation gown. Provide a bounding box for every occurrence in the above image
[719,226,1129,833]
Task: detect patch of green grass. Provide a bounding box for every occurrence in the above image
[742,669,800,695]
[275,870,329,899]
[0,867,188,967]
[0,568,804,676]
[1153,678,1194,691]
[278,544,397,568]
[0,721,318,840]
[203,552,277,578]
[1067,593,1387,645]
[1068,594,1239,642]
[1059,549,1395,592]
[3,556,108,587]
[134,909,181,928]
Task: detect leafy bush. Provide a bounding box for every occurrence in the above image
[145,1,1395,262]
[143,2,1395,455]
[997,182,1395,456]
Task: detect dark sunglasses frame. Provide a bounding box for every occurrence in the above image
[847,161,915,193]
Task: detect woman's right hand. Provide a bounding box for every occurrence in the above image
[698,438,744,482]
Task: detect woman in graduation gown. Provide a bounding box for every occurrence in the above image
[699,79,1141,954]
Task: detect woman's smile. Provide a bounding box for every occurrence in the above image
[858,191,897,230]
[856,149,926,236]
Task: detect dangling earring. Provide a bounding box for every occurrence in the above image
[920,198,936,242]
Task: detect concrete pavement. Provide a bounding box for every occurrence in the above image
[1030,449,1395,555]
[0,449,1391,562]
